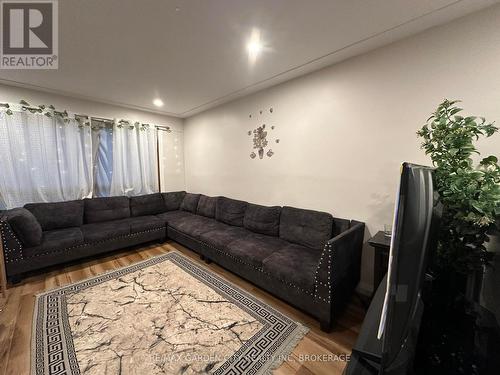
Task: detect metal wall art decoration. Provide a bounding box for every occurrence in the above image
[248,107,279,159]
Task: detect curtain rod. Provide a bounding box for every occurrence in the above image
[79,114,171,132]
[1,102,174,132]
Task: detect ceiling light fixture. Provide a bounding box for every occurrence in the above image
[153,98,164,107]
[247,29,263,64]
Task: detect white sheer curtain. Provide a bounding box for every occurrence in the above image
[0,111,93,209]
[110,124,158,196]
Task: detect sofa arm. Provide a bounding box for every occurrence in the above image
[314,220,365,303]
[0,220,25,265]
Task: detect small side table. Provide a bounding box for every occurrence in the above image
[368,231,391,295]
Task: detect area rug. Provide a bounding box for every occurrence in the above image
[32,252,308,374]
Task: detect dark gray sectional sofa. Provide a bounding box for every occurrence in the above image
[0,191,364,331]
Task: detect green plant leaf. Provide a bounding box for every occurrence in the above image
[481,155,498,165]
[417,99,500,275]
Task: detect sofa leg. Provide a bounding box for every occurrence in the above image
[204,258,212,264]
[320,320,333,333]
[8,275,22,285]
[200,255,205,261]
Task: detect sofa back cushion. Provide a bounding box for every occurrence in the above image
[180,193,200,213]
[84,196,130,223]
[25,200,84,231]
[215,197,248,227]
[1,208,42,247]
[130,193,165,217]
[279,206,333,249]
[243,203,281,236]
[162,191,186,211]
[197,195,217,218]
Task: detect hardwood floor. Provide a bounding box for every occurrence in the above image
[0,241,365,375]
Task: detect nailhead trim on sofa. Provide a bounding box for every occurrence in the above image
[313,241,333,303]
[0,221,24,263]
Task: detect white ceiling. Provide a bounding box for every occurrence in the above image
[0,0,498,118]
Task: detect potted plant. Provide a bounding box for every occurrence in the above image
[417,99,500,290]
[415,100,500,374]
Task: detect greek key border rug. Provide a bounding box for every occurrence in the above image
[32,252,308,375]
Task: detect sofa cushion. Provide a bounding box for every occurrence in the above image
[166,213,203,232]
[226,233,289,268]
[199,225,250,249]
[82,220,130,242]
[168,215,225,239]
[243,203,281,237]
[162,191,186,211]
[25,200,84,231]
[125,216,165,233]
[180,193,200,213]
[215,197,248,227]
[84,196,130,223]
[130,193,165,217]
[262,244,322,290]
[279,206,333,249]
[156,210,194,225]
[1,208,43,247]
[196,195,217,218]
[23,227,84,258]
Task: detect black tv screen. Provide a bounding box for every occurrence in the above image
[377,162,441,371]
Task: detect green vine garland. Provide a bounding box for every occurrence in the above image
[1,100,152,131]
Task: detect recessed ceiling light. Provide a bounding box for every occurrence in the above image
[247,29,263,63]
[153,98,164,107]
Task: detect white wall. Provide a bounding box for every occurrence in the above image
[0,84,184,131]
[184,5,500,293]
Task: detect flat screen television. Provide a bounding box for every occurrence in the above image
[377,162,441,373]
[345,162,441,375]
